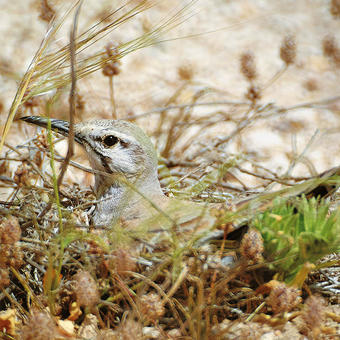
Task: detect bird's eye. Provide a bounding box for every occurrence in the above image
[102,135,119,147]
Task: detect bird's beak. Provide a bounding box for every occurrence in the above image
[20,116,83,145]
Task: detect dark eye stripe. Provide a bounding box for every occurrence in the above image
[81,139,113,174]
[103,135,119,147]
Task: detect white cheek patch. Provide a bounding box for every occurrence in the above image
[109,145,138,175]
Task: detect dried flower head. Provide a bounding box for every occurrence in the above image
[304,78,318,92]
[178,64,194,81]
[245,85,261,103]
[0,268,10,288]
[35,131,48,149]
[116,317,143,339]
[0,216,23,288]
[330,0,340,18]
[111,248,136,277]
[240,228,264,263]
[301,295,326,337]
[20,310,56,340]
[102,43,121,77]
[38,0,55,23]
[266,281,301,314]
[322,35,340,65]
[73,270,100,309]
[139,293,165,323]
[323,35,338,57]
[14,163,33,187]
[0,160,10,176]
[280,35,296,65]
[0,242,23,289]
[240,51,257,81]
[0,216,21,244]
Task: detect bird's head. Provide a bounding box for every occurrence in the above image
[21,116,160,195]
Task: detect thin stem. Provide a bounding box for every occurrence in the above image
[109,76,117,119]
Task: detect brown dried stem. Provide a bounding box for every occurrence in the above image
[57,2,82,189]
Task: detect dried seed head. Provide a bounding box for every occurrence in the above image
[111,248,136,277]
[116,317,143,339]
[0,216,23,288]
[240,228,264,263]
[14,163,33,187]
[139,293,165,322]
[35,132,48,149]
[105,42,119,58]
[8,246,23,268]
[73,270,100,308]
[0,243,23,289]
[303,78,319,92]
[0,160,9,176]
[0,216,21,244]
[322,35,340,65]
[245,85,261,103]
[280,35,296,65]
[323,35,338,57]
[38,0,55,24]
[178,64,194,81]
[330,0,340,18]
[266,281,301,314]
[0,268,10,288]
[102,43,121,77]
[240,52,257,81]
[301,295,326,334]
[20,310,56,340]
[102,62,121,77]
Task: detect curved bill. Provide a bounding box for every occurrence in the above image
[20,116,83,145]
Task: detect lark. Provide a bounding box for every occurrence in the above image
[21,116,231,239]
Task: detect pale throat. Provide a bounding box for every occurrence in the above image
[92,171,165,226]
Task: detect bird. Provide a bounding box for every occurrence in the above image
[21,116,340,245]
[21,116,230,242]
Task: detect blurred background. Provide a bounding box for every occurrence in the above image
[1,0,340,193]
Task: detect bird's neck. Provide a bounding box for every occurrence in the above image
[92,172,165,226]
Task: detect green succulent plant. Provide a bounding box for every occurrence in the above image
[252,195,340,283]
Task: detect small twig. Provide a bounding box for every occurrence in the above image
[261,64,288,92]
[4,142,47,182]
[109,75,117,119]
[188,105,259,160]
[57,2,82,188]
[236,166,299,186]
[281,95,340,112]
[128,100,250,120]
[285,129,320,177]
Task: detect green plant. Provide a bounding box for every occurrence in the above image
[252,195,340,283]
